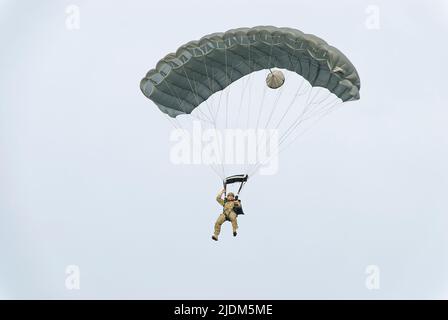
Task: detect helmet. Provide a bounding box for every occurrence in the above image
[227,192,235,197]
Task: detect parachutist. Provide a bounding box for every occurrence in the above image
[212,189,240,241]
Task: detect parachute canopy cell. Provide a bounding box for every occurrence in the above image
[140,26,361,118]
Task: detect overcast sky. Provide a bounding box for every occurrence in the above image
[1,0,447,299]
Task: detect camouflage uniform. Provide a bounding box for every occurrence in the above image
[213,191,239,238]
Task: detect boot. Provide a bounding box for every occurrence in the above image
[212,235,218,241]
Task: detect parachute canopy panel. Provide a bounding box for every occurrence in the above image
[140,26,361,118]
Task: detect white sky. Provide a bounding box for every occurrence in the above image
[0,0,447,299]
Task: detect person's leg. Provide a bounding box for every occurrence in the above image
[213,214,226,240]
[229,212,238,236]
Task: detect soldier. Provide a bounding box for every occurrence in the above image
[212,188,241,241]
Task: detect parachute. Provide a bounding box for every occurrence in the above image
[140,26,361,189]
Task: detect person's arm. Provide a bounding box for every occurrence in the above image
[216,189,225,206]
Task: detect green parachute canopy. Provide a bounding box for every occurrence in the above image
[140,26,360,118]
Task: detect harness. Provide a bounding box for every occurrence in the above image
[222,199,233,221]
